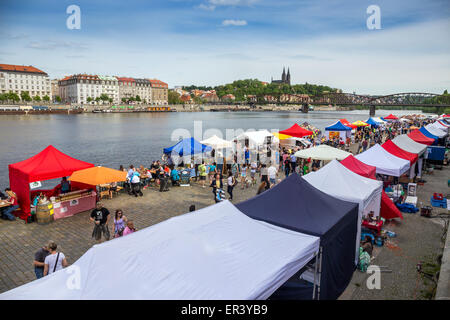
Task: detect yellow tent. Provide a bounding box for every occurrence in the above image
[272,132,292,140]
[352,120,369,127]
[69,166,127,186]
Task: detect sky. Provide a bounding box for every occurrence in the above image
[0,0,449,94]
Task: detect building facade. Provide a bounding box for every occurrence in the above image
[51,79,59,101]
[117,77,152,104]
[149,79,168,105]
[0,64,51,100]
[58,74,120,104]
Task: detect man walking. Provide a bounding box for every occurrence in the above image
[90,202,111,242]
[33,243,50,279]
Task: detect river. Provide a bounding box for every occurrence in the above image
[0,109,430,187]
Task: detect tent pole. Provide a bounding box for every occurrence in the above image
[312,250,319,300]
[317,246,323,300]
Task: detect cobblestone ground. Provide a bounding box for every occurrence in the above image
[0,175,263,294]
[0,144,448,299]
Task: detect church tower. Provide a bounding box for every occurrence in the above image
[286,68,291,85]
[281,67,286,83]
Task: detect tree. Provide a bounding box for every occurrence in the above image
[87,97,93,103]
[33,95,41,102]
[8,91,20,102]
[43,95,50,102]
[21,91,32,102]
[108,98,113,104]
[135,95,141,102]
[55,95,62,102]
[168,90,182,104]
[99,94,109,101]
[121,97,127,103]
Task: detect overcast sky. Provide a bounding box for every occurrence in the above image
[1,0,449,94]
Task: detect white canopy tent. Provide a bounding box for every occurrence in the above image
[303,160,383,265]
[355,144,410,177]
[235,130,280,146]
[294,145,351,161]
[425,123,447,138]
[0,201,319,300]
[391,134,427,156]
[373,117,387,124]
[200,135,233,149]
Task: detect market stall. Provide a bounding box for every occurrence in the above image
[381,140,418,179]
[237,173,359,300]
[163,137,212,165]
[8,145,95,220]
[407,129,435,145]
[303,160,383,264]
[279,123,313,138]
[355,144,410,177]
[324,121,352,140]
[340,155,403,220]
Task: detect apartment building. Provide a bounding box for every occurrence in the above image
[149,79,168,105]
[0,64,51,99]
[58,74,120,104]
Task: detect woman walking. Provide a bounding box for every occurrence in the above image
[113,209,128,238]
[43,241,68,276]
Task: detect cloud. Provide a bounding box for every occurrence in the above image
[0,31,28,40]
[290,54,333,62]
[222,19,248,26]
[198,0,259,10]
[209,0,258,5]
[27,40,87,50]
[198,4,216,11]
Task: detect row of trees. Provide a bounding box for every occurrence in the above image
[182,79,339,102]
[0,91,51,103]
[121,95,147,104]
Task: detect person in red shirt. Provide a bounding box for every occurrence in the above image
[1,188,19,221]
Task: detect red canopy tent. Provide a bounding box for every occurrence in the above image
[381,140,418,164]
[384,114,399,120]
[340,155,403,220]
[407,129,434,145]
[8,145,94,220]
[339,119,357,129]
[279,123,313,138]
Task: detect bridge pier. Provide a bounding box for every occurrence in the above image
[369,105,376,116]
[301,103,309,113]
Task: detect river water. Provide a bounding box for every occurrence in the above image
[0,109,430,186]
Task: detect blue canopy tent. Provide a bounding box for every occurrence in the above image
[163,137,212,156]
[365,118,380,127]
[236,174,359,300]
[419,127,438,143]
[325,121,352,131]
[325,121,352,141]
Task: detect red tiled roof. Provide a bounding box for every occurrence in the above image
[149,79,168,88]
[117,77,136,83]
[0,63,47,75]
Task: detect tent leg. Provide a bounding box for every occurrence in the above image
[317,246,323,300]
[312,250,319,300]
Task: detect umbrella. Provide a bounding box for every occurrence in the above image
[352,120,369,127]
[164,137,212,156]
[69,166,127,185]
[294,145,351,161]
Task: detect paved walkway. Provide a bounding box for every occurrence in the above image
[1,147,448,299]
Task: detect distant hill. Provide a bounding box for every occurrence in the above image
[182,79,340,101]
